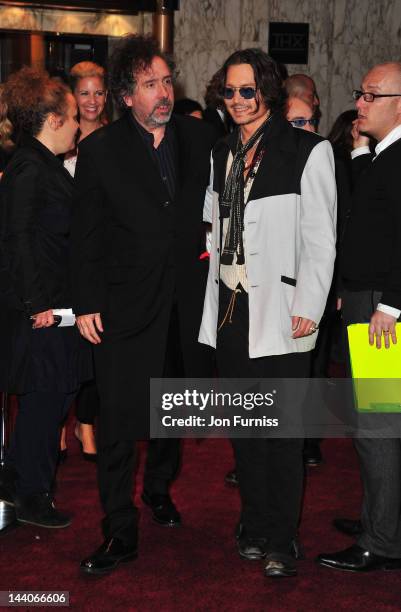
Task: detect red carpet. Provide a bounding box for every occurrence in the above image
[0,435,400,611]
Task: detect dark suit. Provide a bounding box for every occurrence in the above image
[0,136,91,497]
[341,141,401,558]
[203,106,231,139]
[71,112,214,543]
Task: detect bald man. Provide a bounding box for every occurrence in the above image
[285,74,320,114]
[317,62,401,573]
[286,97,317,133]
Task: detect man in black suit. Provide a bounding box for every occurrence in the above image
[70,35,214,575]
[317,62,401,572]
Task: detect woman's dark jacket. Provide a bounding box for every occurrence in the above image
[0,136,91,393]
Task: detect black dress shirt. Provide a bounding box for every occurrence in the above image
[129,113,177,201]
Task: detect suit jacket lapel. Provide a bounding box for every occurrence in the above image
[247,114,297,202]
[212,134,233,199]
[212,117,297,203]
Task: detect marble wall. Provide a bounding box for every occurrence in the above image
[173,0,401,135]
[0,5,141,36]
[2,1,401,134]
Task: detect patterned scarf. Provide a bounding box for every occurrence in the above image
[220,116,271,265]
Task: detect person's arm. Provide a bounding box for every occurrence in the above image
[351,119,373,180]
[367,165,401,348]
[291,140,337,337]
[7,160,51,318]
[70,142,107,344]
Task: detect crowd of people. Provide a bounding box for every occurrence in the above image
[0,33,400,580]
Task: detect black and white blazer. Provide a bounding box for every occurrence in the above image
[199,113,337,357]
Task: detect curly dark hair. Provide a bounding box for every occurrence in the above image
[109,34,176,111]
[207,48,287,116]
[3,66,70,137]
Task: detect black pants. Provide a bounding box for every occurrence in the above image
[97,304,182,545]
[216,283,311,554]
[7,390,75,498]
[342,288,401,557]
[75,380,98,425]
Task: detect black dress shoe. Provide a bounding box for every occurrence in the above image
[236,523,305,560]
[303,439,323,466]
[75,440,97,462]
[224,469,239,487]
[80,538,137,576]
[16,493,71,528]
[333,518,363,536]
[238,534,267,560]
[82,452,97,463]
[316,544,401,572]
[141,491,181,527]
[264,552,297,578]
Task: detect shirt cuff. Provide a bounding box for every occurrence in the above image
[351,146,371,159]
[377,303,401,319]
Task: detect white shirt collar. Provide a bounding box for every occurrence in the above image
[375,124,401,157]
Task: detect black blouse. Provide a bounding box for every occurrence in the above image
[0,135,92,393]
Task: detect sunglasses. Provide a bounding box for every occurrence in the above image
[290,118,318,128]
[222,86,257,100]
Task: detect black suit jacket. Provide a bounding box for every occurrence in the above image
[203,107,229,140]
[0,136,91,393]
[70,112,215,441]
[341,140,401,309]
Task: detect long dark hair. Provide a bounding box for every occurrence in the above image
[327,110,358,158]
[207,48,287,115]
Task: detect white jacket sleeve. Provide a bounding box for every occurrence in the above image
[291,140,337,324]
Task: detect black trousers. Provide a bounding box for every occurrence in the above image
[97,304,182,545]
[216,283,311,554]
[75,380,98,425]
[342,288,401,557]
[7,390,75,498]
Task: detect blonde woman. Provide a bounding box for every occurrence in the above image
[61,62,108,461]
